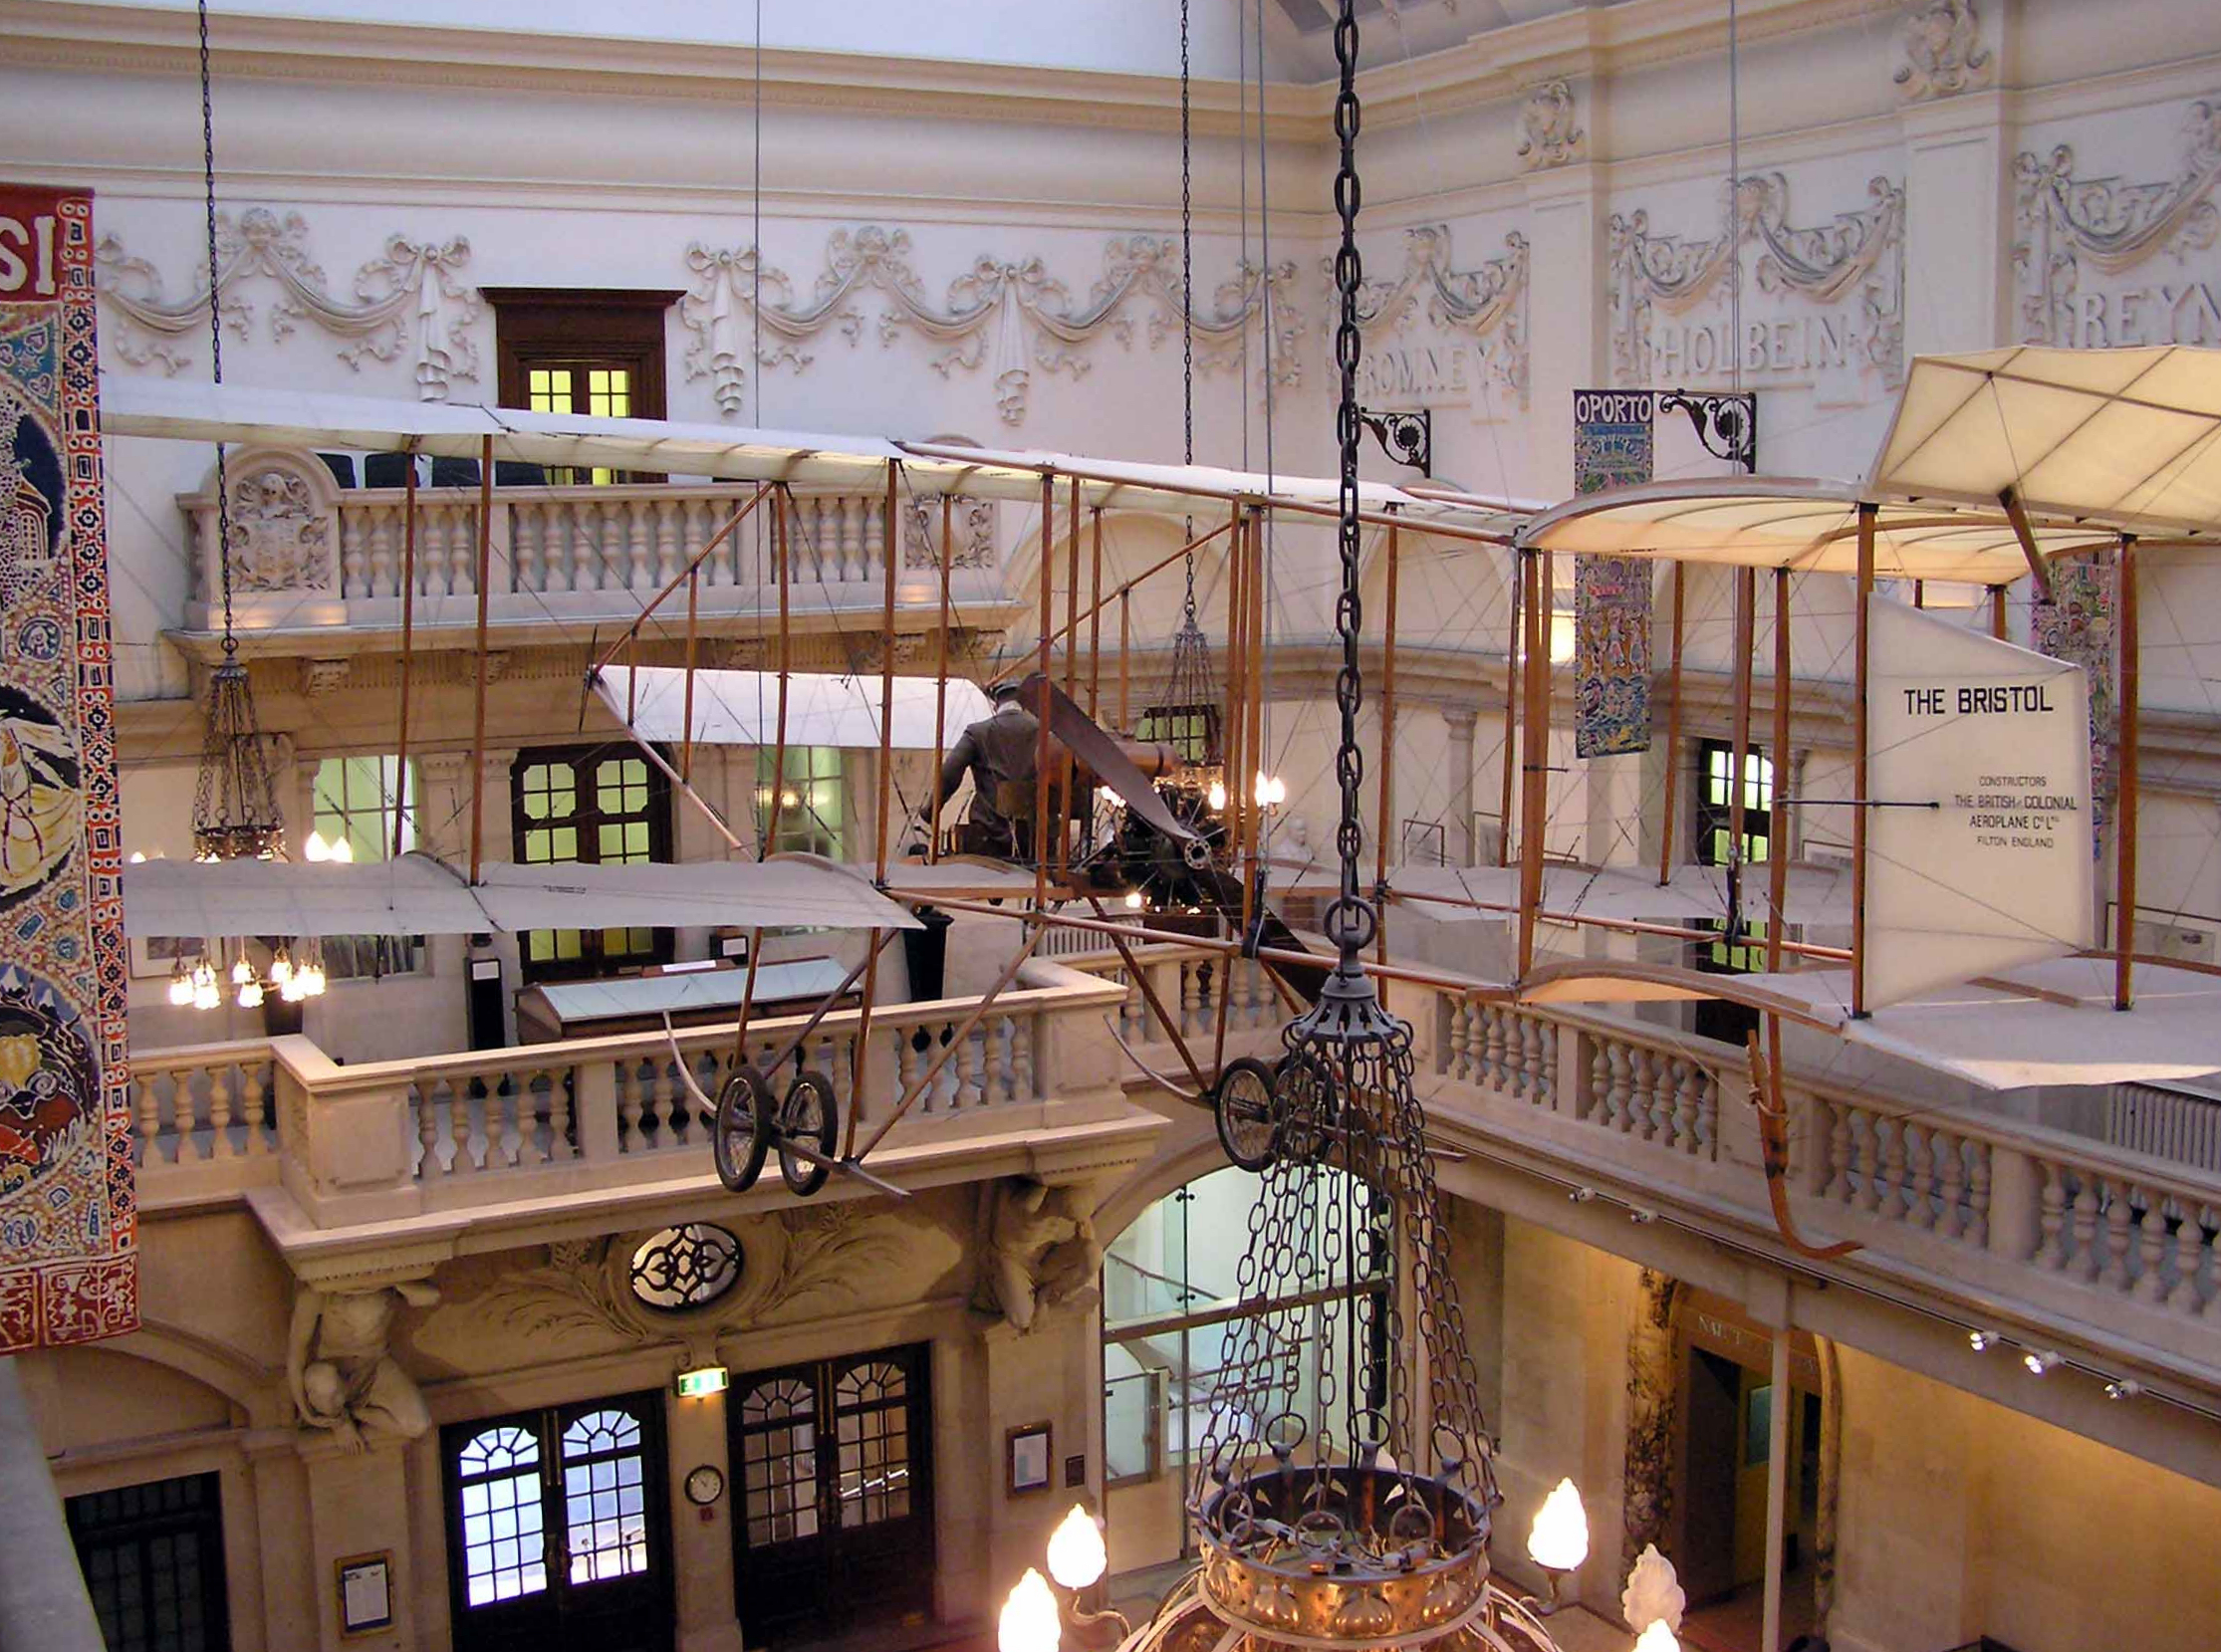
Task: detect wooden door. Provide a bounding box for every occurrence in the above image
[443,1390,673,1652]
[730,1343,935,1643]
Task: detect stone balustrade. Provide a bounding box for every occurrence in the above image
[1071,944,1285,1054]
[179,446,1006,634]
[131,958,1125,1224]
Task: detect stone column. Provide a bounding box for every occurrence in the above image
[1445,707,1479,866]
[1620,1267,1685,1577]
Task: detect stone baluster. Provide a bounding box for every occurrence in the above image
[1011,1013,1036,1103]
[617,1059,645,1152]
[239,1062,270,1156]
[1824,1101,1852,1202]
[1934,1130,1965,1239]
[362,505,390,597]
[134,1071,166,1166]
[1853,1110,1881,1214]
[2100,1183,2133,1292]
[1875,1115,1908,1221]
[448,1079,476,1173]
[1604,1042,1634,1134]
[1180,960,1203,1039]
[2034,1160,2067,1269]
[1483,1010,1508,1092]
[205,1062,234,1161]
[421,509,449,596]
[513,503,544,593]
[1964,1144,1991,1249]
[627,500,652,588]
[2167,1208,2208,1313]
[1668,1059,1698,1153]
[2069,1175,2102,1282]
[2206,1224,2221,1321]
[415,1080,443,1178]
[895,1031,926,1111]
[653,498,680,585]
[953,1026,983,1109]
[2133,1196,2171,1304]
[1444,1004,1471,1080]
[513,1070,546,1167]
[1522,1017,1551,1104]
[342,508,370,597]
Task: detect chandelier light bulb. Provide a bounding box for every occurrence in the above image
[166,966,193,1007]
[230,953,254,987]
[1123,889,1144,910]
[1046,1505,1108,1590]
[1206,779,1227,813]
[329,835,355,864]
[237,980,263,1009]
[304,964,328,998]
[1632,1622,1681,1652]
[192,979,220,1011]
[303,830,331,862]
[1527,1478,1590,1573]
[998,1569,1061,1652]
[269,949,293,986]
[127,850,145,863]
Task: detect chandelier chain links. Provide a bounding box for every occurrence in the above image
[1327,0,1367,945]
[197,0,238,659]
[1178,0,1198,615]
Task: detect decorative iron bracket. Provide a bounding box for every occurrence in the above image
[1357,406,1432,476]
[1659,390,1758,473]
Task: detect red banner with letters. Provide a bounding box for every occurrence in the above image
[0,184,137,1349]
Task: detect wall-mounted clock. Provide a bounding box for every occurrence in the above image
[684,1464,725,1506]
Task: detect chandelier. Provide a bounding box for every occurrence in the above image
[999,5,1689,1651]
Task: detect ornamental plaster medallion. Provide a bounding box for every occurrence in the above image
[1893,0,1992,104]
[96,208,481,399]
[1516,80,1586,170]
[2012,96,2221,347]
[680,226,1302,425]
[227,459,334,592]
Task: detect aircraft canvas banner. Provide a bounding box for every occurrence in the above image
[1572,389,1654,757]
[2029,550,2115,861]
[0,185,136,1349]
[1865,596,2096,1011]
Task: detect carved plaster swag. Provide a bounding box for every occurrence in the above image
[1353,224,1531,406]
[96,207,481,400]
[679,225,1305,424]
[1607,173,1907,389]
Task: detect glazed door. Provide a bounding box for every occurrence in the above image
[731,1343,935,1643]
[443,1390,673,1652]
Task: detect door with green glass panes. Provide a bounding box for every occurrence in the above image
[509,746,674,981]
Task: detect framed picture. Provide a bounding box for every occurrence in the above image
[1007,1421,1053,1496]
[128,934,202,980]
[336,1551,393,1636]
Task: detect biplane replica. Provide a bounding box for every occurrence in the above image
[114,344,2221,1248]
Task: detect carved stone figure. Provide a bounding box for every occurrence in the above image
[978,1177,1102,1333]
[1517,80,1586,171]
[1893,1,1991,104]
[288,1279,440,1452]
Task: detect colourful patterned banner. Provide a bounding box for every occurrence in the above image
[1572,390,1655,758]
[2031,551,2116,861]
[0,185,136,1350]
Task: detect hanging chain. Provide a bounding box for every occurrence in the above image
[1328,0,1366,933]
[1179,0,1198,617]
[198,0,238,659]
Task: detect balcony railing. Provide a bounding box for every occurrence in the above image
[130,957,1127,1227]
[178,447,1007,634]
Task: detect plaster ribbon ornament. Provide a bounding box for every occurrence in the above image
[1353,225,1530,408]
[95,207,480,398]
[1516,80,1587,170]
[0,183,136,1354]
[2012,96,2221,348]
[1893,1,1993,103]
[287,1280,441,1451]
[1571,390,1655,758]
[680,226,1303,424]
[1607,174,1905,391]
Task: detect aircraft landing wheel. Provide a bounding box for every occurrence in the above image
[776,1070,841,1197]
[1214,1057,1279,1172]
[1272,1049,1340,1167]
[713,1065,774,1193]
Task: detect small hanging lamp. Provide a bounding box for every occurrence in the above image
[186,0,285,867]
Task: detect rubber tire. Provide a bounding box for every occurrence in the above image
[777,1070,840,1197]
[713,1065,773,1193]
[1214,1056,1279,1172]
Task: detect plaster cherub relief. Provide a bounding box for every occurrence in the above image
[287,1279,441,1452]
[976,1176,1103,1333]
